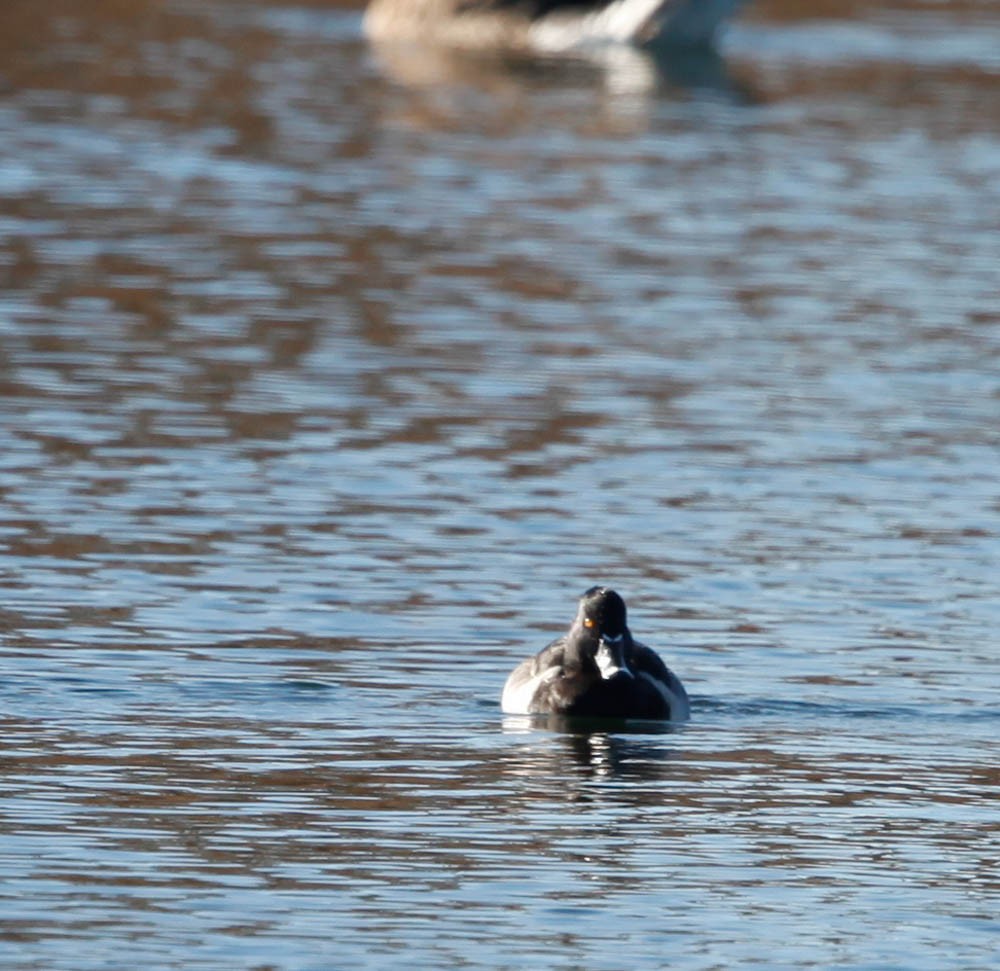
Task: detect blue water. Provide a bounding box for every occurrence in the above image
[1,1,998,968]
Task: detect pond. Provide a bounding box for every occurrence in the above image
[0,1,998,968]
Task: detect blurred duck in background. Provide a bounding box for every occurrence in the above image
[364,0,742,52]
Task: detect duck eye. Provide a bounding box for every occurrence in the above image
[583,618,595,629]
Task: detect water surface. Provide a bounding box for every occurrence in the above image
[1,1,998,968]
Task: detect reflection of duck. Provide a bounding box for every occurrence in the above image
[368,36,745,105]
[501,587,690,721]
[501,719,682,784]
[364,0,742,52]
[560,730,680,781]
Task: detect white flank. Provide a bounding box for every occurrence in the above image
[501,665,560,714]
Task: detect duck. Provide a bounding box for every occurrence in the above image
[363,0,742,53]
[501,586,690,721]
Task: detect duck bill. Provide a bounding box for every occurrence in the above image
[596,636,633,680]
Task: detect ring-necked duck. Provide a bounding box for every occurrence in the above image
[364,0,741,52]
[501,586,690,721]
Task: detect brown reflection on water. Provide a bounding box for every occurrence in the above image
[2,0,282,144]
[5,714,997,894]
[1,0,999,967]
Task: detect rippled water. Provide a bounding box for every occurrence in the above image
[1,1,999,968]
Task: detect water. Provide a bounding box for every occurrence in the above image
[1,0,999,967]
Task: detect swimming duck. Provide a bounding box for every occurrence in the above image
[501,586,690,720]
[364,0,741,53]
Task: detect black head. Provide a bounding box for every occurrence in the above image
[576,586,628,640]
[570,587,633,680]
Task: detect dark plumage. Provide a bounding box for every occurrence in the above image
[501,587,690,721]
[458,0,618,18]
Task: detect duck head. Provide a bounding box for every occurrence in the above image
[572,586,633,680]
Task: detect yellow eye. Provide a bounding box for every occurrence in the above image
[583,618,595,629]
